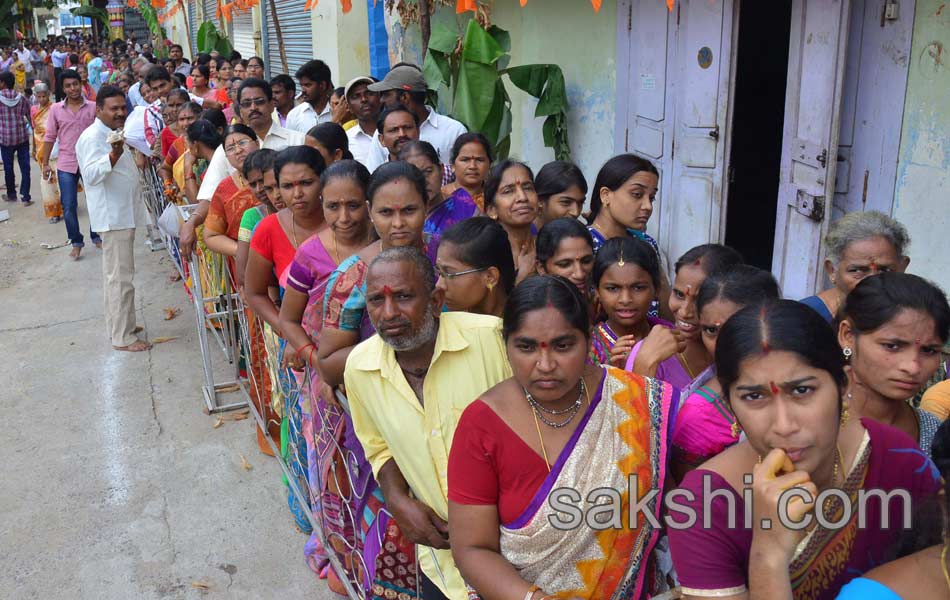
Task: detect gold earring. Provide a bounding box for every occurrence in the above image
[840,392,851,425]
[486,281,495,292]
[730,420,741,439]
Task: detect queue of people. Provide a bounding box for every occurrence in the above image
[45,37,950,600]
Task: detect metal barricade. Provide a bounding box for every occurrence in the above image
[137,159,366,598]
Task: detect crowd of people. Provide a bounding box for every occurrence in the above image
[18,30,950,600]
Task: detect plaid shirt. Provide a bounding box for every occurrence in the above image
[0,90,30,146]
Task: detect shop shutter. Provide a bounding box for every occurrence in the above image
[188,0,199,56]
[263,0,314,80]
[231,8,256,60]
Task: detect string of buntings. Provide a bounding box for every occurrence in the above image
[143,0,673,27]
[454,0,674,14]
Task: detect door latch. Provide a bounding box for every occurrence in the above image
[816,149,828,168]
[795,189,825,222]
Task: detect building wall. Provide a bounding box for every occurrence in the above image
[385,0,617,183]
[894,0,950,290]
[313,0,371,84]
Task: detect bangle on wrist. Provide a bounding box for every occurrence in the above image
[523,585,540,600]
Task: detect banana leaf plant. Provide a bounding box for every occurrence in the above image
[423,19,570,161]
[196,21,234,56]
[135,0,170,56]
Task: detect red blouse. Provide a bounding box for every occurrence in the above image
[249,212,297,286]
[447,399,550,525]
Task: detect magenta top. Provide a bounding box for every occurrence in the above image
[43,98,96,174]
[667,418,941,599]
[623,318,692,389]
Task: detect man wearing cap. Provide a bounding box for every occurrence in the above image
[286,59,334,133]
[367,65,467,166]
[343,76,382,166]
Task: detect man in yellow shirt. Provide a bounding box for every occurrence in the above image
[345,247,511,600]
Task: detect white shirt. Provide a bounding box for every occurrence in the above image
[346,124,378,168]
[15,49,31,72]
[285,100,332,133]
[366,108,468,171]
[75,119,142,232]
[197,124,306,201]
[127,82,148,108]
[51,50,68,68]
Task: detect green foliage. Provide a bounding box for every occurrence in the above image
[136,0,169,56]
[423,19,571,161]
[196,21,233,57]
[0,0,22,42]
[70,5,110,30]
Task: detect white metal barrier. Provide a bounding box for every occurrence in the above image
[137,160,366,599]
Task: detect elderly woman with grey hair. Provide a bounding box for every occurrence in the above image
[800,210,910,323]
[30,82,62,223]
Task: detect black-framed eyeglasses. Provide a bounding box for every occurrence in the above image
[434,265,488,279]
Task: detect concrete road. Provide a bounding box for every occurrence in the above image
[0,164,336,599]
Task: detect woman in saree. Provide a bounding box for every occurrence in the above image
[30,83,62,224]
[202,124,260,259]
[316,161,429,388]
[800,211,910,324]
[159,101,200,192]
[535,217,595,295]
[401,140,479,264]
[305,122,352,167]
[245,146,328,530]
[236,149,280,289]
[159,89,189,159]
[212,57,233,106]
[667,300,942,600]
[441,132,492,212]
[837,272,949,456]
[485,160,540,285]
[234,149,282,458]
[314,161,431,599]
[278,160,375,591]
[435,216,515,318]
[448,275,676,600]
[586,154,671,318]
[588,237,665,368]
[670,265,780,480]
[835,419,950,599]
[534,160,588,229]
[626,244,743,390]
[191,64,216,104]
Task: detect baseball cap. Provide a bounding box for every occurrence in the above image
[367,65,427,93]
[344,76,374,100]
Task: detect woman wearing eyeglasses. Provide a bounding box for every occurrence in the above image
[203,125,261,259]
[435,217,515,318]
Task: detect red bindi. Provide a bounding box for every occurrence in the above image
[539,341,549,349]
[381,285,394,297]
[392,204,403,211]
[770,381,780,395]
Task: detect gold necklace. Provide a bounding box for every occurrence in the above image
[942,544,950,593]
[531,375,592,473]
[677,351,696,379]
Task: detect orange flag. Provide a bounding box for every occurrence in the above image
[667,0,674,10]
[456,0,477,13]
[591,0,601,11]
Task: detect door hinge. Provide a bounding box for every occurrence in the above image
[794,189,825,222]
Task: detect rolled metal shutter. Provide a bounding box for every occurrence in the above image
[188,1,199,56]
[231,8,256,60]
[263,0,313,80]
[201,0,219,30]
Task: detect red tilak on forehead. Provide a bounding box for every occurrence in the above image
[770,381,780,395]
[870,260,878,271]
[392,204,403,211]
[381,285,394,297]
[761,340,771,353]
[539,341,549,349]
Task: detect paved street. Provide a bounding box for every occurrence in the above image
[0,164,335,599]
